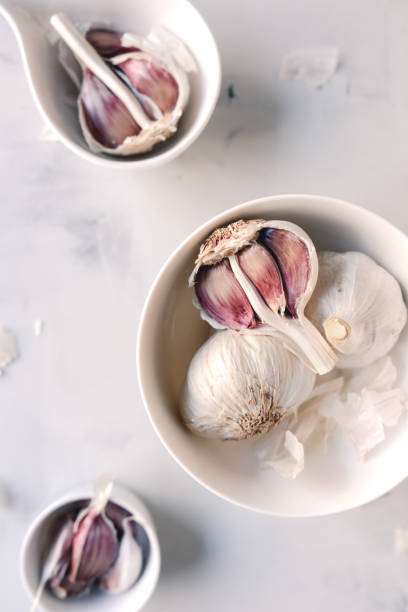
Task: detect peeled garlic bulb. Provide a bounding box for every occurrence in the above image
[306,251,407,369]
[181,330,316,440]
[190,219,337,375]
[50,14,190,156]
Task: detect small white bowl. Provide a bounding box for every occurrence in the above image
[137,194,408,517]
[21,483,161,611]
[1,0,221,169]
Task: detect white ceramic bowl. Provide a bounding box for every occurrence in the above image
[137,194,408,517]
[1,0,221,169]
[21,483,161,611]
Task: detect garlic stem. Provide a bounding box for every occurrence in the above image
[50,13,152,130]
[323,316,351,343]
[229,254,337,375]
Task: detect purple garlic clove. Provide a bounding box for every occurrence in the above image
[50,14,191,156]
[260,228,311,317]
[80,69,141,150]
[86,28,139,58]
[195,260,257,331]
[237,243,286,315]
[114,59,179,116]
[69,508,118,583]
[100,517,143,595]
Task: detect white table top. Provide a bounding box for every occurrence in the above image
[1,0,408,610]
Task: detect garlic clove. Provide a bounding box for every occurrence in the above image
[86,28,139,58]
[80,69,141,150]
[69,509,118,582]
[259,227,311,317]
[100,517,143,595]
[195,260,257,331]
[237,242,286,315]
[114,58,179,115]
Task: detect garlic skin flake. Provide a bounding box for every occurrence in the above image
[256,377,342,478]
[306,251,407,369]
[181,330,315,441]
[190,219,337,375]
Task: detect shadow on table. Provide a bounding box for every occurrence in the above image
[147,501,205,577]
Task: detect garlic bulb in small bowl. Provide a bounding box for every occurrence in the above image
[2,0,221,169]
[21,480,160,612]
[137,194,408,516]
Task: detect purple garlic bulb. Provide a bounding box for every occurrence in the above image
[190,219,337,375]
[50,14,191,156]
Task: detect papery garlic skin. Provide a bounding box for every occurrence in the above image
[181,330,315,441]
[79,39,190,156]
[190,219,337,375]
[305,251,407,369]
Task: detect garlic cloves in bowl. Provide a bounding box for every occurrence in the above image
[190,219,337,374]
[50,13,191,156]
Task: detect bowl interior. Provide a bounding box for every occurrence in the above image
[17,0,220,168]
[21,485,160,611]
[138,194,408,516]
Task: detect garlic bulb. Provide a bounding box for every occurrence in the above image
[305,251,407,369]
[189,219,337,374]
[181,330,316,440]
[50,14,191,156]
[31,477,149,608]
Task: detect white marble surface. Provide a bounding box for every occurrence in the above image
[1,0,408,610]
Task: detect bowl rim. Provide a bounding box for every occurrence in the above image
[9,0,221,169]
[20,483,161,609]
[136,193,408,517]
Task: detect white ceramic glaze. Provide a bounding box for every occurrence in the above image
[0,0,221,168]
[21,483,161,611]
[137,194,408,517]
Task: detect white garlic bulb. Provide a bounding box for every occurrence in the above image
[305,251,407,369]
[181,330,316,440]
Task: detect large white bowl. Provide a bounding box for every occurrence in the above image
[1,0,221,169]
[137,194,408,516]
[21,483,161,611]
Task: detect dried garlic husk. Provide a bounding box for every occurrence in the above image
[319,356,408,459]
[50,14,191,156]
[258,355,407,476]
[190,219,337,374]
[181,330,315,440]
[306,251,407,369]
[256,377,342,478]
